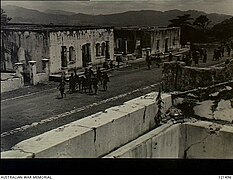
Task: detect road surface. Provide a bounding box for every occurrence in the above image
[1,53,229,151]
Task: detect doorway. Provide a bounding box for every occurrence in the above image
[165,38,169,53]
[61,46,67,68]
[82,43,91,67]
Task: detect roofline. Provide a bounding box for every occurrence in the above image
[114,26,180,32]
[1,23,114,32]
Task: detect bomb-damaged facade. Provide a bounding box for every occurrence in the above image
[114,26,181,57]
[1,23,114,74]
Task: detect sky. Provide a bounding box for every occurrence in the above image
[2,0,233,15]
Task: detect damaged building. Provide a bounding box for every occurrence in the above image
[114,27,181,57]
[1,23,114,75]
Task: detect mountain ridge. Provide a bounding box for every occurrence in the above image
[2,5,232,27]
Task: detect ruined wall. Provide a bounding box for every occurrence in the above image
[1,30,50,73]
[49,28,114,74]
[151,27,181,54]
[162,60,233,92]
[172,81,233,123]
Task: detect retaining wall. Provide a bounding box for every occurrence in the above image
[162,59,233,92]
[104,121,233,159]
[1,92,172,158]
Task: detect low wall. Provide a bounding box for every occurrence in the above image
[1,77,24,93]
[104,123,185,158]
[172,81,233,123]
[1,92,172,158]
[34,73,49,85]
[162,59,233,92]
[104,121,233,159]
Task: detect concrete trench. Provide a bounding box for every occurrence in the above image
[105,120,233,159]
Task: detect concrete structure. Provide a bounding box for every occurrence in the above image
[1,24,114,76]
[1,92,172,158]
[105,121,233,159]
[114,27,181,57]
[1,80,233,158]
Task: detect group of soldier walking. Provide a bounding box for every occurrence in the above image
[57,67,110,99]
[213,42,232,61]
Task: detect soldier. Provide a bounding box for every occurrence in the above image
[221,45,225,57]
[84,68,89,77]
[88,67,94,78]
[96,67,103,85]
[156,54,161,68]
[116,55,121,68]
[92,75,99,95]
[193,50,199,65]
[199,48,204,61]
[74,70,81,92]
[203,49,207,63]
[168,52,173,62]
[102,72,110,91]
[69,73,76,93]
[146,51,151,70]
[226,44,231,57]
[87,76,93,94]
[217,47,221,60]
[109,60,114,69]
[57,78,66,99]
[80,76,87,93]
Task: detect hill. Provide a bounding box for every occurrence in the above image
[2,5,232,27]
[208,17,233,40]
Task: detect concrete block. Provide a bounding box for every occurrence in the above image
[151,124,181,158]
[104,123,172,158]
[184,122,233,159]
[124,92,172,133]
[1,149,34,159]
[74,105,146,157]
[6,124,94,158]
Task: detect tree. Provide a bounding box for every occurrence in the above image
[168,14,194,45]
[169,14,193,27]
[193,15,211,32]
[208,17,233,41]
[1,8,12,25]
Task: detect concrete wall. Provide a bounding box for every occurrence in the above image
[104,123,185,158]
[1,77,24,93]
[1,92,172,158]
[104,121,233,159]
[184,121,233,159]
[49,28,114,73]
[162,59,233,92]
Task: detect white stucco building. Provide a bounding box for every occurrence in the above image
[1,24,114,74]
